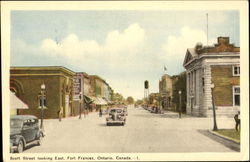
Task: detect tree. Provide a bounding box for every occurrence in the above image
[113,93,124,104]
[172,72,187,113]
[126,96,134,104]
[135,99,143,105]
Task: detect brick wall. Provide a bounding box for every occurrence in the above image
[211,65,240,106]
[10,75,61,119]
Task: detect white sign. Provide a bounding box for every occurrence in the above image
[73,75,82,100]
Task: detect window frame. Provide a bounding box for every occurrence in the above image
[232,65,240,76]
[38,95,47,108]
[232,85,240,106]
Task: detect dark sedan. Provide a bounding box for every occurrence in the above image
[10,115,44,153]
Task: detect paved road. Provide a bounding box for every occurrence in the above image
[25,105,236,153]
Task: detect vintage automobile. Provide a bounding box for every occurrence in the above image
[10,115,44,153]
[106,108,126,126]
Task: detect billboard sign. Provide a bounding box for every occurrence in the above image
[73,74,82,101]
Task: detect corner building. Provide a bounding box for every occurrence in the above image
[183,37,240,117]
[10,66,75,119]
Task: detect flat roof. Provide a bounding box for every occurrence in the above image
[10,66,76,76]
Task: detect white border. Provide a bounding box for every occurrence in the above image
[1,1,249,161]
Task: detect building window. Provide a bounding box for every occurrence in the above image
[232,65,240,76]
[233,86,240,106]
[38,95,47,108]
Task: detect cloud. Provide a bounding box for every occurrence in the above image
[41,34,102,59]
[40,23,145,63]
[161,26,216,63]
[105,23,145,54]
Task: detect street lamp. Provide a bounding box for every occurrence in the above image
[211,83,218,131]
[79,92,82,119]
[178,90,182,118]
[40,83,46,130]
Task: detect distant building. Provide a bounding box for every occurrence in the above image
[10,66,75,119]
[89,75,108,110]
[183,37,240,117]
[159,74,173,110]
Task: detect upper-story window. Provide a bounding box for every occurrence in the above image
[232,65,240,76]
[233,86,240,106]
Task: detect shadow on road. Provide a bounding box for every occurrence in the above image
[98,123,125,127]
[23,143,39,153]
[159,113,179,118]
[98,123,107,127]
[133,113,160,118]
[197,129,240,152]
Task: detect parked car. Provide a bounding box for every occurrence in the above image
[106,108,126,126]
[10,115,44,153]
[123,107,128,116]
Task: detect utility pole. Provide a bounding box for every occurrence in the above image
[211,83,218,131]
[206,13,208,46]
[79,92,82,119]
[178,90,182,118]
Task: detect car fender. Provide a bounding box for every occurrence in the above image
[13,135,26,146]
[36,130,45,139]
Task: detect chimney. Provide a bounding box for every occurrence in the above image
[218,37,229,45]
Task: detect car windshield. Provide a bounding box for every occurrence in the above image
[116,109,122,113]
[10,119,23,128]
[110,109,123,113]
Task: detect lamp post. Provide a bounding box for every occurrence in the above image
[211,83,218,131]
[79,92,82,119]
[178,90,182,118]
[40,83,46,130]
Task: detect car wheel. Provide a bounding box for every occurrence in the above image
[37,133,43,146]
[17,140,24,153]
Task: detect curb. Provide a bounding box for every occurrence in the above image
[208,130,240,144]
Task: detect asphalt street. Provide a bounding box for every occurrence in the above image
[24,105,236,153]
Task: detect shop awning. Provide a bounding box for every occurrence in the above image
[84,95,93,104]
[87,96,108,105]
[88,96,101,105]
[96,97,107,105]
[10,91,29,109]
[103,97,112,104]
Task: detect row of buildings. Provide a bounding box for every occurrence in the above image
[10,66,114,118]
[151,37,240,117]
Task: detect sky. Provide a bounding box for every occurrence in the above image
[10,10,239,100]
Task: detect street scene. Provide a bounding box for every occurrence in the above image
[4,4,246,159]
[24,105,236,153]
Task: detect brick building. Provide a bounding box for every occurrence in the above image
[10,66,75,119]
[183,37,240,117]
[89,75,108,110]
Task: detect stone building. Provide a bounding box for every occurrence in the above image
[183,37,240,117]
[10,66,75,119]
[159,74,173,110]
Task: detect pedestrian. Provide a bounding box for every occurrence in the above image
[234,111,240,131]
[99,108,102,117]
[58,108,62,122]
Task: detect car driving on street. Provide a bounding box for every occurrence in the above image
[10,115,44,153]
[106,108,126,126]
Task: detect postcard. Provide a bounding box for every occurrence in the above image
[1,1,249,161]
